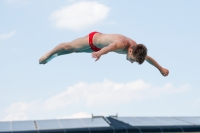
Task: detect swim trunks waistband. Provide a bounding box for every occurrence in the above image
[89,31,101,52]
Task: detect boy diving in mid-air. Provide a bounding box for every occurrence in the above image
[39,31,169,76]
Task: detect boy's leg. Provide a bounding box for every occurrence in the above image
[39,35,90,64]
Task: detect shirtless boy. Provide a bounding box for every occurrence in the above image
[39,31,169,76]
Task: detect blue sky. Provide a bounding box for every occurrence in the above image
[0,0,200,121]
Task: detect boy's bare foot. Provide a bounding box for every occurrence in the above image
[39,55,48,64]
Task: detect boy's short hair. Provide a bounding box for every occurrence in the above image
[132,44,147,65]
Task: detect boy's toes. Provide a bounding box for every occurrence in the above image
[39,60,43,64]
[39,59,46,64]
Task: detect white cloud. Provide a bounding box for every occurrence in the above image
[6,102,31,113]
[0,30,16,40]
[59,112,91,119]
[2,101,41,121]
[2,112,28,121]
[44,80,191,110]
[3,80,191,120]
[50,1,110,30]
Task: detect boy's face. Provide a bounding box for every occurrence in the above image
[126,48,136,63]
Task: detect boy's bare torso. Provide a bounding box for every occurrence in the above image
[92,33,137,54]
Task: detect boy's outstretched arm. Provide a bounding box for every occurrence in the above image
[92,41,123,61]
[145,55,169,76]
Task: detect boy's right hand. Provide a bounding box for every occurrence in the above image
[160,68,169,76]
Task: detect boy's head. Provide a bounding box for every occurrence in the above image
[126,44,147,64]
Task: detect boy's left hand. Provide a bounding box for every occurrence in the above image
[160,68,169,76]
[92,52,101,61]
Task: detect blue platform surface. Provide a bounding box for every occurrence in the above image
[0,116,200,133]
